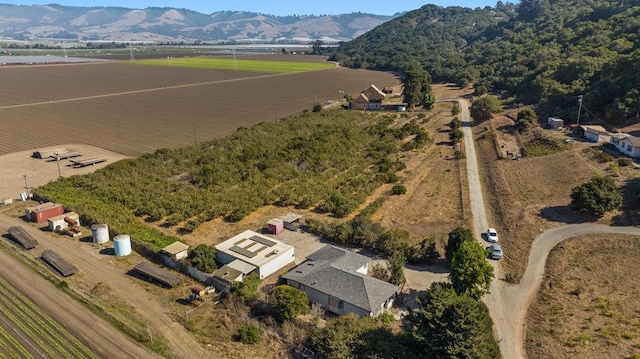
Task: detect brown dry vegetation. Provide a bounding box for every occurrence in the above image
[475,110,640,281]
[526,235,640,359]
[0,60,398,156]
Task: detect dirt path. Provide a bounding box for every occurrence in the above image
[0,214,205,359]
[460,98,640,358]
[0,223,159,359]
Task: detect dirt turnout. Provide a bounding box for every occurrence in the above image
[0,62,399,156]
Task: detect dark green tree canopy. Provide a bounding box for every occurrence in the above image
[470,96,502,123]
[570,175,623,217]
[402,64,433,108]
[188,244,217,272]
[407,282,500,358]
[445,226,474,262]
[331,0,640,123]
[270,285,310,322]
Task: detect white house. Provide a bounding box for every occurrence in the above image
[215,230,295,279]
[581,125,610,142]
[611,134,640,158]
[282,245,399,317]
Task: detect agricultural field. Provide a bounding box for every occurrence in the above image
[0,276,95,359]
[135,56,336,73]
[526,235,640,359]
[0,56,398,156]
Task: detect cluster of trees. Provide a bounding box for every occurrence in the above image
[311,282,499,359]
[304,214,439,265]
[331,0,640,123]
[445,227,494,299]
[37,110,427,249]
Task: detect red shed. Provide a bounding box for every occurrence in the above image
[267,218,284,235]
[31,203,64,223]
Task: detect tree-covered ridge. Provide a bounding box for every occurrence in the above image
[37,110,427,247]
[332,0,640,123]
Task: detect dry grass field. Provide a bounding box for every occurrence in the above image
[526,235,640,359]
[0,58,398,156]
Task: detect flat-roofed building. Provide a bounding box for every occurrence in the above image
[215,230,295,279]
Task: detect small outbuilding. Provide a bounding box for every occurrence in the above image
[25,202,64,223]
[267,218,284,235]
[280,212,302,231]
[47,212,80,232]
[162,241,189,261]
[611,134,640,158]
[132,262,181,287]
[215,230,295,279]
[7,226,38,250]
[547,116,564,130]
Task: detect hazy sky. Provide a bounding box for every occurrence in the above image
[5,1,500,16]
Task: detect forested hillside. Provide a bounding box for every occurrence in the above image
[331,0,640,123]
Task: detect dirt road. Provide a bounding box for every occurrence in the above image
[0,222,159,358]
[0,214,206,359]
[460,98,640,359]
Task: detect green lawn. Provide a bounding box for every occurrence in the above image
[134,57,335,73]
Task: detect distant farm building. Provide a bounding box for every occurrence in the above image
[350,84,386,110]
[282,245,399,317]
[547,117,564,130]
[215,230,295,279]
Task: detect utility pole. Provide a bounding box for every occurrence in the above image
[576,95,583,125]
[193,122,197,146]
[55,154,62,178]
[23,174,29,199]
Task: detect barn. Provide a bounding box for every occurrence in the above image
[215,230,295,279]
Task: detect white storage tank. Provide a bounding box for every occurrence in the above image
[113,234,132,256]
[91,224,109,244]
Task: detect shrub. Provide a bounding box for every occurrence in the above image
[571,175,623,217]
[270,285,310,322]
[188,244,217,272]
[618,157,633,166]
[391,185,407,195]
[312,104,323,112]
[238,323,261,344]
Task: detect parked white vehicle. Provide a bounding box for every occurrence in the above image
[487,228,499,242]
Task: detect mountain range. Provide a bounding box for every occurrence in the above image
[0,4,397,43]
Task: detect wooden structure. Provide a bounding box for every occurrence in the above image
[69,157,106,168]
[132,262,181,287]
[41,249,77,277]
[7,226,37,250]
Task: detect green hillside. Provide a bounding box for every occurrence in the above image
[331,1,640,123]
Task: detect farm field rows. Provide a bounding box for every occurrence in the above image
[135,56,335,72]
[0,59,398,156]
[0,276,95,359]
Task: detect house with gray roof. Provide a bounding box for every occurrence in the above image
[282,245,399,317]
[611,133,640,158]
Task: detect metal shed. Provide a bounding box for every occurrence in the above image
[161,241,189,260]
[7,226,38,250]
[132,262,181,287]
[41,249,77,277]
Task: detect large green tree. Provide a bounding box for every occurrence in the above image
[449,240,494,299]
[570,175,623,217]
[388,252,407,286]
[270,285,310,322]
[470,96,502,123]
[402,64,432,109]
[407,282,500,359]
[445,227,474,262]
[188,244,216,272]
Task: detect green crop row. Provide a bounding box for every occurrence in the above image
[0,323,34,359]
[134,56,334,73]
[0,278,95,359]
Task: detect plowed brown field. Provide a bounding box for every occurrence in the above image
[0,60,399,156]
